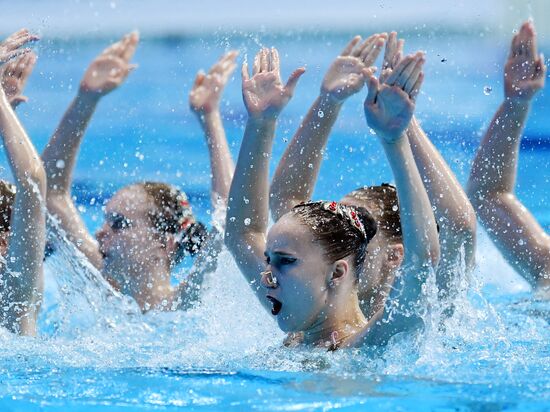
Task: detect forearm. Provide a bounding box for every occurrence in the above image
[42,91,100,193]
[196,110,234,208]
[226,118,276,240]
[407,117,476,271]
[381,135,440,267]
[468,99,530,197]
[270,95,342,220]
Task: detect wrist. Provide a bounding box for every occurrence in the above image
[318,90,345,108]
[503,96,531,112]
[76,89,102,107]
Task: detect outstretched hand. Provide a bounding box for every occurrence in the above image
[504,21,546,102]
[379,31,404,83]
[0,29,38,66]
[190,51,238,114]
[364,52,424,143]
[321,34,386,103]
[1,51,37,107]
[79,31,139,98]
[242,48,305,120]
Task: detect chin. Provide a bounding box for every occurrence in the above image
[277,313,306,333]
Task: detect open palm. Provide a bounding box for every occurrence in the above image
[80,32,138,97]
[504,22,546,102]
[242,48,304,119]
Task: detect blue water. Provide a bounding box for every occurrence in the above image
[0,30,549,411]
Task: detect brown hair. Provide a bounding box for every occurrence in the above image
[138,182,207,266]
[291,201,377,275]
[0,180,15,233]
[345,184,402,244]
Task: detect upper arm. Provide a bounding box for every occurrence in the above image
[47,192,103,270]
[1,166,46,335]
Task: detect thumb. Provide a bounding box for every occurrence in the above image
[193,71,206,88]
[11,95,28,107]
[283,67,306,96]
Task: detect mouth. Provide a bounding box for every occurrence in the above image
[266,295,282,316]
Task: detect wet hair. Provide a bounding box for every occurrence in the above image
[291,201,377,276]
[344,183,403,244]
[139,182,208,266]
[0,180,15,233]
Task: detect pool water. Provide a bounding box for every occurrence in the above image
[0,29,549,411]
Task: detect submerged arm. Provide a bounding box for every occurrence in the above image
[225,48,304,311]
[41,32,138,269]
[270,34,385,221]
[467,22,549,289]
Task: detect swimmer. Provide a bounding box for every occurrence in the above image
[225,47,439,349]
[467,21,549,297]
[0,29,45,335]
[270,34,476,318]
[42,34,234,312]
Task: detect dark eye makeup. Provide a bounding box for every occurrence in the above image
[108,213,133,231]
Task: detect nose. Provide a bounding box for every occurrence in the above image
[95,222,109,245]
[260,269,278,289]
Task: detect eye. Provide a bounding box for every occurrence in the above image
[279,257,296,265]
[109,214,132,231]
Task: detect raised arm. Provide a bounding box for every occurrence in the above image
[269,34,386,221]
[0,30,45,336]
[189,51,237,213]
[362,54,440,344]
[1,51,36,109]
[225,48,304,310]
[467,22,549,290]
[384,33,476,293]
[41,32,138,269]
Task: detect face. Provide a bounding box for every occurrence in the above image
[263,213,333,333]
[95,186,168,293]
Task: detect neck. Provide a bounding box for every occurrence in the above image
[124,257,173,312]
[302,291,367,349]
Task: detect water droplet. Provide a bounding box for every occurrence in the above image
[317,110,324,118]
[483,86,492,95]
[392,205,398,212]
[243,197,249,204]
[244,218,251,226]
[55,159,65,169]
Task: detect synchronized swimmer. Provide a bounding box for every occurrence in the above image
[0,21,547,348]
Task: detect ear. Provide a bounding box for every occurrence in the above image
[328,259,350,288]
[386,243,404,270]
[164,234,178,256]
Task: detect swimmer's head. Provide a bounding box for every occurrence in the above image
[0,180,15,256]
[96,182,207,299]
[263,201,376,333]
[341,184,405,315]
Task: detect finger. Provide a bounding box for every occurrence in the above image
[260,48,268,72]
[533,53,546,80]
[396,39,404,56]
[119,31,139,61]
[252,51,261,75]
[241,61,250,81]
[353,34,376,57]
[409,72,424,101]
[221,62,237,83]
[19,52,37,78]
[385,54,414,85]
[11,95,28,106]
[365,75,379,105]
[1,48,32,64]
[382,31,397,69]
[341,35,361,56]
[396,54,424,89]
[361,36,386,67]
[283,67,305,96]
[523,22,537,60]
[404,58,424,94]
[2,29,39,52]
[271,48,281,78]
[193,71,206,89]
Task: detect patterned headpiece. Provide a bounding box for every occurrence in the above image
[322,201,367,239]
